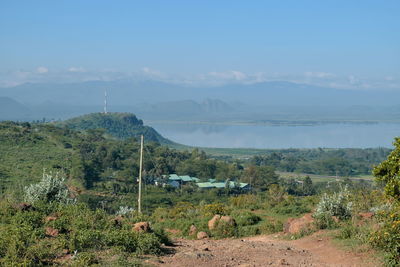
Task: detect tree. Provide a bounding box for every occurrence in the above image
[241,165,279,191]
[373,137,400,199]
[303,176,315,196]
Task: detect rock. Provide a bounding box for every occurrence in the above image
[45,216,57,223]
[220,216,236,226]
[15,202,35,211]
[197,231,209,239]
[133,221,151,233]
[208,215,221,230]
[284,213,314,234]
[208,215,236,230]
[189,224,197,236]
[45,227,59,237]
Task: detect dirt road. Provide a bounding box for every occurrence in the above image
[155,231,378,267]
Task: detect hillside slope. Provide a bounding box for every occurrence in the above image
[60,112,174,144]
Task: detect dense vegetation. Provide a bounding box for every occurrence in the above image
[1,114,399,266]
[60,112,173,144]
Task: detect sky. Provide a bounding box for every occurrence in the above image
[0,0,399,88]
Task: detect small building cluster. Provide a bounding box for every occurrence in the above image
[160,174,250,190]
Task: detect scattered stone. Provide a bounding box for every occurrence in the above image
[208,215,222,230]
[284,213,314,234]
[133,221,151,233]
[189,224,197,235]
[208,214,236,230]
[45,216,57,223]
[220,215,236,227]
[278,258,289,265]
[197,231,209,239]
[45,227,59,237]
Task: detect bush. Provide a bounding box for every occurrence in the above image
[313,185,352,229]
[0,199,167,266]
[369,204,400,267]
[24,171,74,204]
[211,220,237,238]
[231,210,261,226]
[201,203,229,217]
[230,194,260,209]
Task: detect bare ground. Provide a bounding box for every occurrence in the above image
[152,231,379,267]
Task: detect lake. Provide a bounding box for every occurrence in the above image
[149,122,400,149]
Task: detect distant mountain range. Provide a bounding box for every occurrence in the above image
[1,80,400,106]
[1,80,400,122]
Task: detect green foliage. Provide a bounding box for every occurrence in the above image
[231,210,261,226]
[61,112,172,144]
[251,147,390,176]
[211,220,237,238]
[313,186,352,229]
[229,194,260,210]
[369,204,400,266]
[373,137,400,199]
[0,200,168,266]
[24,171,74,204]
[271,196,312,216]
[241,165,279,191]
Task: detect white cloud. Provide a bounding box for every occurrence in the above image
[68,67,86,73]
[208,70,247,81]
[36,66,48,74]
[304,71,335,78]
[141,67,167,79]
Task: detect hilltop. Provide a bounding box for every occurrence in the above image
[60,112,174,144]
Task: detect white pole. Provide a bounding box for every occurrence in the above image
[138,135,144,213]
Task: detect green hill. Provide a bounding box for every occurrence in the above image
[60,112,173,144]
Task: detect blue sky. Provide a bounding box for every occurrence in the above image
[0,0,399,88]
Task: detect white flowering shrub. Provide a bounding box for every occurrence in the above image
[24,171,73,204]
[116,206,135,216]
[313,185,353,228]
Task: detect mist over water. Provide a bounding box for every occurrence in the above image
[149,122,400,149]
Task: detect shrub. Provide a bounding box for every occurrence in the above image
[116,206,135,216]
[231,210,261,226]
[201,203,229,217]
[313,185,352,229]
[211,220,237,238]
[369,204,400,267]
[24,171,74,204]
[229,194,259,209]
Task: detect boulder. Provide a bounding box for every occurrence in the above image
[133,221,151,233]
[45,227,59,237]
[208,215,221,230]
[284,213,314,234]
[208,215,236,230]
[189,224,197,236]
[197,231,209,239]
[220,216,236,226]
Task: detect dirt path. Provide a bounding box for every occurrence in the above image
[155,231,378,267]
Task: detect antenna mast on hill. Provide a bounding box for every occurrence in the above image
[104,89,108,114]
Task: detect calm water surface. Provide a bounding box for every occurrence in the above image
[149,122,400,148]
